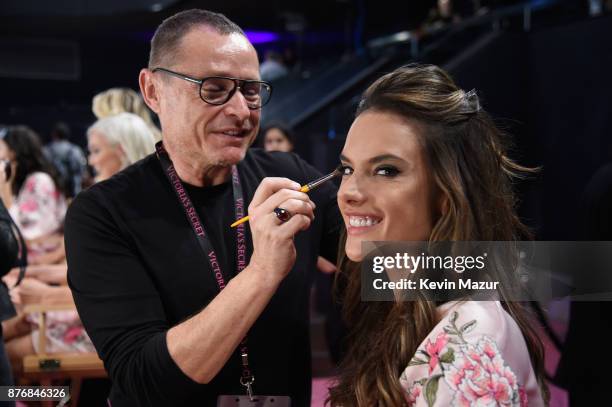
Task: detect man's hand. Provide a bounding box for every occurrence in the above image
[247,177,315,286]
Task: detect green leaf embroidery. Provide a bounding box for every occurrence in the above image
[409,357,428,366]
[449,311,458,324]
[439,348,455,364]
[416,378,428,386]
[424,374,443,407]
[460,320,477,334]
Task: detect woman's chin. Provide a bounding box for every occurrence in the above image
[345,243,364,262]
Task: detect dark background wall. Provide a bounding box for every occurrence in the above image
[299,14,612,240]
[450,15,612,239]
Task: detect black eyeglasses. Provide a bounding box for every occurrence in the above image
[152,67,272,110]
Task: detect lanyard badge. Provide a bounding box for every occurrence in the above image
[156,142,258,399]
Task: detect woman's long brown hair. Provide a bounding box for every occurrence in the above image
[327,64,549,406]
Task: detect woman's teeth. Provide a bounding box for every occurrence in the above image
[349,216,381,227]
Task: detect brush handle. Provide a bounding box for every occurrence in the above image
[230,169,339,228]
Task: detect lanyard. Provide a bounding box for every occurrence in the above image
[155,141,255,397]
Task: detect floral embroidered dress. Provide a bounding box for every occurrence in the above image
[8,171,67,260]
[9,172,94,353]
[399,301,544,407]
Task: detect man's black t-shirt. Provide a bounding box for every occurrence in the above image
[65,149,341,406]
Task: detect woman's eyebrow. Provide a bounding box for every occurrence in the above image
[368,154,404,164]
[340,153,405,164]
[339,154,351,163]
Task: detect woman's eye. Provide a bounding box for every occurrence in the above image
[338,165,353,176]
[375,166,399,177]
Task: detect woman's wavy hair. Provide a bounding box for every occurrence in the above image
[2,125,64,197]
[328,64,548,406]
[87,112,156,169]
[92,88,161,142]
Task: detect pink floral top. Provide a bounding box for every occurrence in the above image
[399,301,544,407]
[9,172,66,245]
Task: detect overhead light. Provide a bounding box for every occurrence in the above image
[244,31,279,44]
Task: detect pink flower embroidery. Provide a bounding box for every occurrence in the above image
[425,332,449,374]
[444,336,521,406]
[518,387,528,407]
[63,326,83,344]
[405,383,422,406]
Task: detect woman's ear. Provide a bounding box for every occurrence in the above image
[116,144,128,169]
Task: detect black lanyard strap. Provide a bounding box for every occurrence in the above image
[155,141,255,396]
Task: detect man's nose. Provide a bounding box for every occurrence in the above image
[224,88,251,120]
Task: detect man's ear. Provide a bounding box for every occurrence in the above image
[139,69,161,114]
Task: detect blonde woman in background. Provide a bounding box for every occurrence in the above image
[87,112,156,182]
[92,87,161,141]
[2,112,156,367]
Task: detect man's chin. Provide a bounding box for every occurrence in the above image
[217,146,248,166]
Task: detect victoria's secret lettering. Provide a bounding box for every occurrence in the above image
[155,141,255,392]
[167,165,205,237]
[208,251,226,289]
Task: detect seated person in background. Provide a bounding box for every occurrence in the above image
[262,123,295,153]
[0,126,66,266]
[92,87,162,142]
[44,121,87,199]
[1,114,156,367]
[328,64,547,406]
[259,50,288,82]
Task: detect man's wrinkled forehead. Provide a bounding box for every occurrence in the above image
[174,26,259,63]
[171,27,259,78]
[176,25,254,58]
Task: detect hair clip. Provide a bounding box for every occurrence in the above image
[464,89,481,113]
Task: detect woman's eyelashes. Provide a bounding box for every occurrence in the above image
[374,165,400,177]
[339,164,353,176]
[338,164,400,177]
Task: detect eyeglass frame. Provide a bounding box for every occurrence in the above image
[152,67,273,110]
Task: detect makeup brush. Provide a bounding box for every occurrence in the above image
[230,168,341,228]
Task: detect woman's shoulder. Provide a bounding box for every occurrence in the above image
[399,301,543,406]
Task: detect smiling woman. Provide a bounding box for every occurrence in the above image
[329,64,548,407]
[339,112,436,259]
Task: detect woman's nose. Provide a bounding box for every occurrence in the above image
[339,174,366,206]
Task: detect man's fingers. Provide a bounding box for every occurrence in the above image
[278,213,312,234]
[272,198,315,222]
[249,177,301,209]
